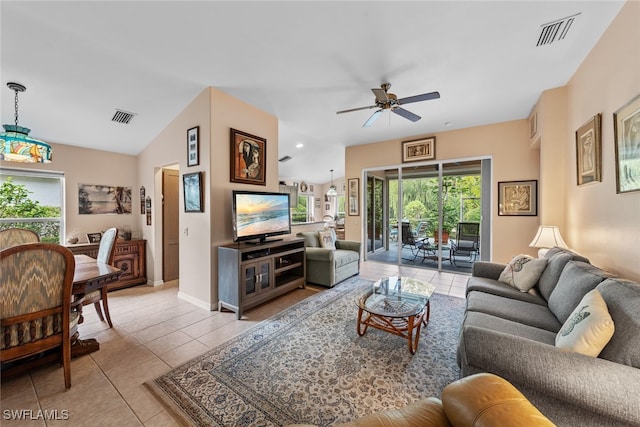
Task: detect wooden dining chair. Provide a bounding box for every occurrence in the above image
[0,243,76,389]
[82,228,118,327]
[0,228,40,250]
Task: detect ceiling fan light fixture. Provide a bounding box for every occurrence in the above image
[0,82,52,163]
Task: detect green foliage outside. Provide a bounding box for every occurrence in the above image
[0,177,61,243]
[388,175,481,235]
[292,195,309,222]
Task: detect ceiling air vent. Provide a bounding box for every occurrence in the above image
[279,155,292,162]
[111,109,137,124]
[536,13,581,46]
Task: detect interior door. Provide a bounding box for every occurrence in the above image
[162,168,179,281]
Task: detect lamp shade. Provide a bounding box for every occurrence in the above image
[0,125,52,163]
[529,226,568,249]
[326,169,337,197]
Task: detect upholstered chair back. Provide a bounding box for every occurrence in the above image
[0,243,75,389]
[97,228,118,265]
[0,228,40,250]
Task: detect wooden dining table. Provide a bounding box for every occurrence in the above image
[71,254,122,357]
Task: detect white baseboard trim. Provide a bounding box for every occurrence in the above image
[177,291,215,311]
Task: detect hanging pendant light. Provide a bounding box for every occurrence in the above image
[326,169,338,197]
[0,82,52,163]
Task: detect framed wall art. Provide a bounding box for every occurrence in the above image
[146,196,152,225]
[87,232,102,243]
[498,180,538,216]
[402,137,435,163]
[140,186,145,214]
[575,113,602,186]
[183,172,204,213]
[614,93,640,194]
[78,184,132,215]
[348,178,359,216]
[230,128,266,185]
[187,126,199,167]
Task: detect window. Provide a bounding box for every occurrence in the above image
[0,168,64,243]
[337,195,345,219]
[292,195,314,223]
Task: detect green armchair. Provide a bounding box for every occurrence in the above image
[298,230,361,287]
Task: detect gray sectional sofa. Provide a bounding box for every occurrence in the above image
[457,247,640,426]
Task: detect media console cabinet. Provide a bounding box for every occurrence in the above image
[66,239,147,291]
[218,238,306,319]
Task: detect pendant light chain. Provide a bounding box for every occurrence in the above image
[14,88,20,127]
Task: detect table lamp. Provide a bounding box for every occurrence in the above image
[529,225,568,258]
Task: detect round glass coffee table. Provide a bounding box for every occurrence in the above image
[356,276,435,354]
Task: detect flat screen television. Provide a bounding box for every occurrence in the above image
[232,190,291,244]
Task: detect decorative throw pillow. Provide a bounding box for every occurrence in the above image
[317,230,336,250]
[556,289,615,357]
[498,254,548,292]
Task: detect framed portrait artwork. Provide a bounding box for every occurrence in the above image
[183,172,204,213]
[402,137,435,163]
[614,93,640,193]
[575,113,602,186]
[187,126,199,167]
[498,180,538,216]
[230,128,266,185]
[347,178,359,216]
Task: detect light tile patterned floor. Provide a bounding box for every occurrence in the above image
[0,261,468,426]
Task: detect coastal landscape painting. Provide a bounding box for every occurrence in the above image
[78,184,132,215]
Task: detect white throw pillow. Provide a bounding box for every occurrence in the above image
[317,230,336,250]
[498,254,548,292]
[555,289,615,357]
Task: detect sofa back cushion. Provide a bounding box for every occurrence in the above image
[596,278,640,368]
[548,261,613,323]
[538,248,590,302]
[298,231,320,248]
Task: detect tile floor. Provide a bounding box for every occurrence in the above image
[0,261,468,426]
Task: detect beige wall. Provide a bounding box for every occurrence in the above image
[346,119,541,263]
[563,0,640,281]
[1,145,138,243]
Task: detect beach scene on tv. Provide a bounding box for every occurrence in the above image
[235,193,290,239]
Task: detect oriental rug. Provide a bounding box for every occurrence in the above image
[147,276,465,426]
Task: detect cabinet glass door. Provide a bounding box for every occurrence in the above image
[258,261,271,290]
[244,265,257,297]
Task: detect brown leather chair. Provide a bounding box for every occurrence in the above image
[82,228,118,327]
[1,243,76,389]
[0,227,40,249]
[286,373,554,427]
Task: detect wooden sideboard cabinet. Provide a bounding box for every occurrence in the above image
[218,238,306,319]
[67,239,147,291]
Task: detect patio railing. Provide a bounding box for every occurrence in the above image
[0,218,62,243]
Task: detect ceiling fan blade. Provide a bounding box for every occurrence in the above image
[371,88,389,103]
[397,91,440,105]
[363,110,383,127]
[393,107,421,122]
[336,105,377,114]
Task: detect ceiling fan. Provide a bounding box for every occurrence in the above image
[336,83,440,127]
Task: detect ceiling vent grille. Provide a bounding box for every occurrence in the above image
[537,13,580,46]
[111,109,137,124]
[279,155,292,162]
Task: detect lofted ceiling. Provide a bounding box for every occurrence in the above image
[0,1,625,184]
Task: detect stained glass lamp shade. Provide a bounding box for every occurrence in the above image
[0,82,52,163]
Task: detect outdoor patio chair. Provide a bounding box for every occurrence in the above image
[450,222,480,266]
[401,221,427,259]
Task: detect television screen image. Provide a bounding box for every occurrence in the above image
[233,191,291,243]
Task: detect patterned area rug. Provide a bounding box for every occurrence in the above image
[147,276,465,426]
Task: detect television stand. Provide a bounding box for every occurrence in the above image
[218,238,306,319]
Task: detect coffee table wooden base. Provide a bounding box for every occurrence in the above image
[357,300,431,354]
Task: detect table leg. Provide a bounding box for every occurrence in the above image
[69,294,100,358]
[356,307,368,336]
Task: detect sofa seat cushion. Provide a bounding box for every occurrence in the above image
[547,261,613,324]
[464,311,556,345]
[466,291,562,332]
[466,277,548,306]
[334,249,359,268]
[596,278,640,368]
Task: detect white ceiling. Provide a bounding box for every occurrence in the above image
[1,1,625,184]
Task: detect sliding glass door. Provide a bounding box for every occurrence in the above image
[364,157,491,273]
